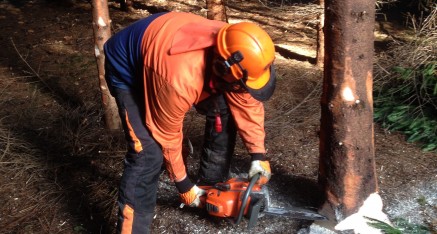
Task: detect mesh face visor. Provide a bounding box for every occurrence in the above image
[241,64,276,101]
[218,59,276,101]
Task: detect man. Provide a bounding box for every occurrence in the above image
[104,11,276,233]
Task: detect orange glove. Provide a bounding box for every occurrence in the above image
[179,185,206,207]
[248,160,271,185]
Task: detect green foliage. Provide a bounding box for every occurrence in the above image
[367,217,402,234]
[366,217,430,234]
[416,196,428,206]
[392,218,431,234]
[374,62,437,152]
[73,224,87,233]
[374,19,436,151]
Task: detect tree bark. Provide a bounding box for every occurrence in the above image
[319,0,378,218]
[316,0,325,68]
[91,0,121,131]
[206,0,228,22]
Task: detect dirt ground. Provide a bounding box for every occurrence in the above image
[0,0,436,233]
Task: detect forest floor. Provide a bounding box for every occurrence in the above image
[0,0,436,233]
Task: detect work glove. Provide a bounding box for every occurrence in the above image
[179,185,206,207]
[248,160,271,185]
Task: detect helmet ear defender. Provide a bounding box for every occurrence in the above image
[213,51,244,77]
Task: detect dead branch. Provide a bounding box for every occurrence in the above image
[266,80,321,125]
[10,37,57,95]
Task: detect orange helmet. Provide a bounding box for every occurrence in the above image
[215,22,276,101]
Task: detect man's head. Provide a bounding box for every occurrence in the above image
[213,22,276,101]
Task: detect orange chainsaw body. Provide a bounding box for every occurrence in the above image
[199,177,263,218]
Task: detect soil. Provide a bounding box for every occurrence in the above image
[0,0,436,233]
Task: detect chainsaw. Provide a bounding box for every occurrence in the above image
[197,173,327,229]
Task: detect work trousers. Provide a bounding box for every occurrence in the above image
[112,88,163,234]
[195,95,237,185]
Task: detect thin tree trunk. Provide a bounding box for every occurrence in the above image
[206,0,228,22]
[91,0,121,130]
[319,0,378,219]
[316,0,325,68]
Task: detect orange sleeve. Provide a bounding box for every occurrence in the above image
[148,81,193,181]
[225,92,266,154]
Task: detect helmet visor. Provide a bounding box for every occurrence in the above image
[240,64,276,101]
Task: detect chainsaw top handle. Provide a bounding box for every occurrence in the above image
[235,172,260,225]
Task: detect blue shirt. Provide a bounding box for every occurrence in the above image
[104,12,167,90]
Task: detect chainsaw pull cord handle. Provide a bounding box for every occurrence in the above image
[235,172,260,225]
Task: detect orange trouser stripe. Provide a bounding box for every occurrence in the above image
[121,204,134,234]
[125,110,143,153]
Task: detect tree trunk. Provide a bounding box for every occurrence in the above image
[319,0,378,219]
[206,0,228,22]
[91,0,121,131]
[316,0,325,68]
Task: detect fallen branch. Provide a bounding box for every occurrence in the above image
[10,37,56,95]
[266,80,321,125]
[0,131,11,161]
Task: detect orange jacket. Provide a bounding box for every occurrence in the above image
[141,12,266,181]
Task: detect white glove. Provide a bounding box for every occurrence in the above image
[179,185,206,207]
[248,160,271,185]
